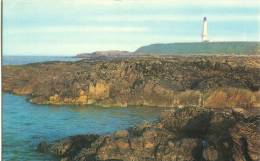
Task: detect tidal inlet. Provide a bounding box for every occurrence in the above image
[2,0,260,161]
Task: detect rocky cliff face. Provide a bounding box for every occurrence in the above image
[37,106,260,161]
[3,56,260,109]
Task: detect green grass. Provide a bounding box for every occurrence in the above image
[135,41,260,55]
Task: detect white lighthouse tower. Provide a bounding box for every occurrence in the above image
[201,17,209,42]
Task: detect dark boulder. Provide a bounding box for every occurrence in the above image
[38,107,260,161]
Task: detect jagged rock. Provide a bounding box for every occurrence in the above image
[202,146,218,161]
[38,134,99,159]
[229,117,260,161]
[38,107,260,161]
[232,108,251,119]
[157,138,203,161]
[3,56,260,109]
[113,130,129,139]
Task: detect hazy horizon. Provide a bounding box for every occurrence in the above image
[4,0,260,56]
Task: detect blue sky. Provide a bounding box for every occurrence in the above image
[3,0,260,56]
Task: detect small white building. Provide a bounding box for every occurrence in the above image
[202,17,209,42]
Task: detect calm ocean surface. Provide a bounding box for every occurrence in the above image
[3,56,162,161]
[3,55,82,65]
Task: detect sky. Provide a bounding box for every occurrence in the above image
[3,0,260,56]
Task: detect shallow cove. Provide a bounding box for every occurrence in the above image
[3,93,162,161]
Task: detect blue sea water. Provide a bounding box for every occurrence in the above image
[3,55,81,65]
[2,56,162,161]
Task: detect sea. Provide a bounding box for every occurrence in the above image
[2,56,162,161]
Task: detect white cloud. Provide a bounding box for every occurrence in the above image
[6,0,260,7]
[58,0,260,7]
[96,14,260,22]
[4,0,260,56]
[6,26,148,34]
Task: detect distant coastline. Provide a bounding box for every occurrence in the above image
[75,41,260,59]
[134,41,260,55]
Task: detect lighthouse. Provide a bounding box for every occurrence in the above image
[201,17,209,42]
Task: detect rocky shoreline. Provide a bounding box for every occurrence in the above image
[3,55,260,160]
[37,106,260,161]
[3,56,260,109]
